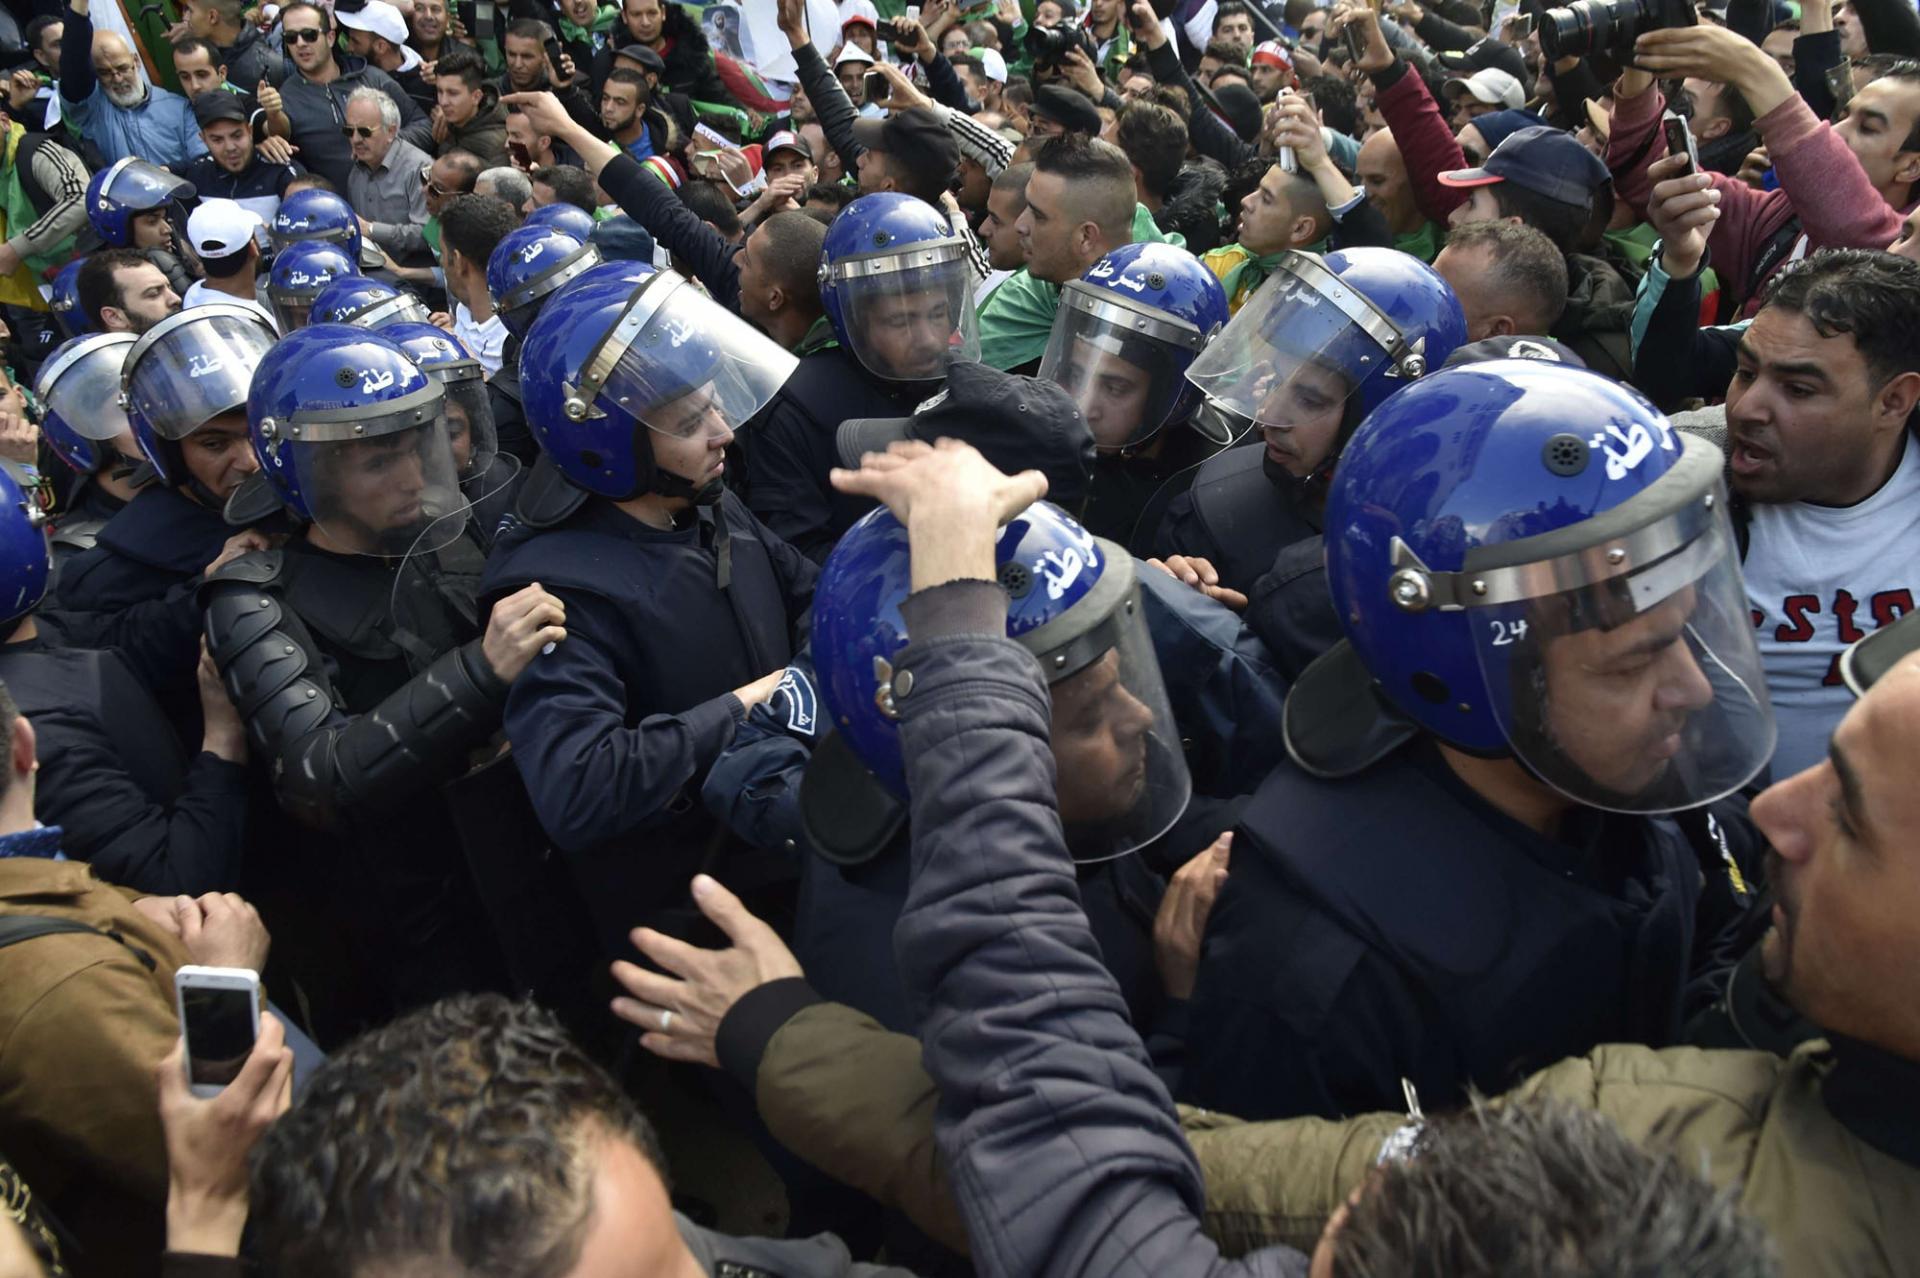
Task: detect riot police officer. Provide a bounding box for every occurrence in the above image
[482,268,814,960]
[49,259,90,341]
[307,275,434,328]
[267,240,360,332]
[384,320,520,549]
[485,223,604,464]
[53,305,274,710]
[1155,247,1468,598]
[201,324,566,1023]
[1180,360,1776,1123]
[743,192,977,563]
[86,158,196,296]
[1036,242,1231,554]
[0,458,251,895]
[271,186,382,272]
[32,332,147,561]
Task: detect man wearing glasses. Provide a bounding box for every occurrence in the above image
[387,150,483,293]
[344,85,433,265]
[267,0,429,189]
[56,0,205,167]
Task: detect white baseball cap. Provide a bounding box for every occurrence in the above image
[336,0,410,47]
[187,198,264,259]
[1446,67,1525,110]
[973,47,1008,83]
[835,43,877,67]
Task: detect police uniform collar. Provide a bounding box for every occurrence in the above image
[97,484,233,574]
[1824,1034,1920,1167]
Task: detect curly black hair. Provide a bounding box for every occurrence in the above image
[250,994,666,1278]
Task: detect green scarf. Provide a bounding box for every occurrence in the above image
[1214,246,1289,312]
[795,313,839,357]
[557,3,619,47]
[0,124,74,299]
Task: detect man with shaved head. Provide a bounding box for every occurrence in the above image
[57,0,205,167]
[1354,129,1439,261]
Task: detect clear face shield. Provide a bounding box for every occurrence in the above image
[36,335,139,471]
[1038,283,1204,452]
[349,292,434,328]
[123,309,277,447]
[565,271,800,443]
[1184,254,1418,435]
[828,241,980,383]
[435,363,501,485]
[1023,541,1193,861]
[265,382,473,557]
[1431,435,1776,813]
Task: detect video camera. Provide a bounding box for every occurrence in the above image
[1538,0,1696,64]
[1024,22,1097,70]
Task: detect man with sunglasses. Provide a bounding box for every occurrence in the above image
[344,86,433,266]
[267,0,429,189]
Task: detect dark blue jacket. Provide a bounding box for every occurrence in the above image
[1181,741,1701,1122]
[886,580,1308,1277]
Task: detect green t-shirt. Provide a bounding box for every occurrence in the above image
[978,206,1185,370]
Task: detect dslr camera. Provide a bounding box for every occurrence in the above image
[1024,22,1097,70]
[1538,0,1696,63]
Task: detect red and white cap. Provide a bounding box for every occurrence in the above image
[840,0,879,30]
[1251,39,1292,70]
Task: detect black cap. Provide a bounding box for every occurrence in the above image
[1209,81,1263,143]
[850,107,960,196]
[1442,335,1587,369]
[835,361,1096,506]
[614,42,667,74]
[1438,35,1529,85]
[1031,84,1102,136]
[192,91,250,128]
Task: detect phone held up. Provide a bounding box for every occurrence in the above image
[1662,109,1701,176]
[176,964,260,1098]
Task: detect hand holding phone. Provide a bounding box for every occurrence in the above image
[175,965,261,1098]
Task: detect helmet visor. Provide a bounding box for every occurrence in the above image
[1039,282,1201,451]
[589,273,799,437]
[1184,256,1401,429]
[1041,559,1193,862]
[350,292,434,329]
[125,311,276,442]
[438,369,499,483]
[38,338,135,444]
[832,243,980,382]
[103,160,193,211]
[1466,478,1775,814]
[292,415,472,557]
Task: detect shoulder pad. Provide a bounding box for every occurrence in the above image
[203,548,285,588]
[1194,440,1266,485]
[49,518,106,554]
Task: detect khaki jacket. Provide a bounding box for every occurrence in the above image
[0,858,190,1277]
[755,1002,1920,1276]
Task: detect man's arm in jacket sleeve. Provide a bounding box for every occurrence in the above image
[888,577,1307,1278]
[1411,8,1479,52]
[1764,91,1907,251]
[1629,245,1744,411]
[57,2,97,126]
[920,50,972,112]
[1371,59,1468,223]
[1144,35,1258,170]
[793,41,865,179]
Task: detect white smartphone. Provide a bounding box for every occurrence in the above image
[175,965,261,1098]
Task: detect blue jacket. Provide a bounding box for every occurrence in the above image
[58,5,207,168]
[887,579,1307,1278]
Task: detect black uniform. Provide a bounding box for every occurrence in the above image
[1180,739,1705,1122]
[482,469,817,958]
[0,635,247,895]
[741,349,925,565]
[1244,533,1344,681]
[46,479,126,570]
[1151,440,1324,595]
[1075,427,1219,557]
[200,535,512,1027]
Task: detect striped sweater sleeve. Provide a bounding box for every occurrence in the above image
[7,139,89,264]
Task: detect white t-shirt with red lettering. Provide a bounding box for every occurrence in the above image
[1744,431,1920,780]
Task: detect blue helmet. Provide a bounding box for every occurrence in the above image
[519,269,796,501]
[384,321,498,483]
[268,240,358,332]
[86,158,195,248]
[121,304,278,495]
[811,498,1191,862]
[486,225,603,339]
[248,325,472,555]
[819,193,979,384]
[269,188,364,262]
[1038,242,1230,452]
[1287,359,1774,814]
[0,462,52,630]
[523,202,598,242]
[1185,247,1466,463]
[33,333,140,476]
[49,259,91,340]
[309,276,432,329]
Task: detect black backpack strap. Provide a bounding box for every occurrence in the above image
[0,915,158,971]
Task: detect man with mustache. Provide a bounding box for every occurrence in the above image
[56,0,205,168]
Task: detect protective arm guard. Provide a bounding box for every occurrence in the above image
[202,557,509,830]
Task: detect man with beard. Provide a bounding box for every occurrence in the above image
[57,0,205,168]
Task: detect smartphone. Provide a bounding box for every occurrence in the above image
[1662,111,1701,175]
[865,70,890,105]
[176,965,260,1098]
[1826,60,1857,121]
[1507,12,1535,38]
[543,36,566,67]
[508,139,532,168]
[1341,24,1363,61]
